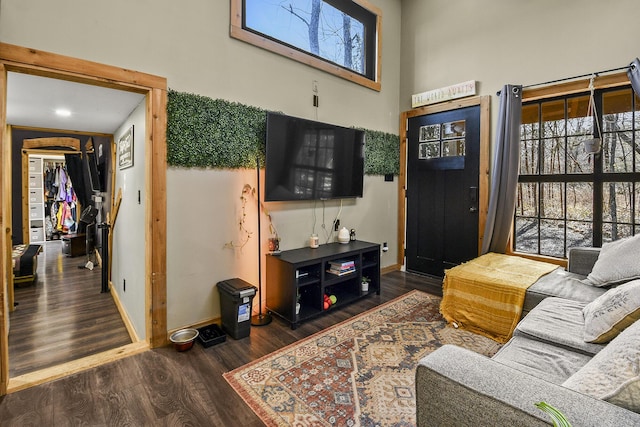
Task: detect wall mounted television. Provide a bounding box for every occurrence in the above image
[265,112,365,202]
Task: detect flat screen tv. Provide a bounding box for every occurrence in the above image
[265,113,365,202]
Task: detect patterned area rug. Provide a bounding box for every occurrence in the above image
[224,290,501,426]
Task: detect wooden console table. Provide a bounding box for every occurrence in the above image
[266,240,380,329]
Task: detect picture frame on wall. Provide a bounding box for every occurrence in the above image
[419,124,440,142]
[118,125,134,169]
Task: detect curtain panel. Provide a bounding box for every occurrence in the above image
[481,85,522,254]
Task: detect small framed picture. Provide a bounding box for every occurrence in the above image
[419,142,441,159]
[419,124,440,142]
[118,125,134,169]
[443,139,466,157]
[442,120,466,139]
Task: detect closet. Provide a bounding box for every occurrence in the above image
[27,154,79,243]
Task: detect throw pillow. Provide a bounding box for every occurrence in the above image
[584,233,640,287]
[563,319,640,413]
[582,279,640,343]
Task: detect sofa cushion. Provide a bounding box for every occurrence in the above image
[492,336,591,384]
[523,268,605,314]
[583,279,640,343]
[567,247,601,276]
[584,234,640,287]
[515,297,605,356]
[563,318,640,413]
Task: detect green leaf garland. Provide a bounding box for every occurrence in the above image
[166,89,399,175]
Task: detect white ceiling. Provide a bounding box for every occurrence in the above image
[6,72,146,134]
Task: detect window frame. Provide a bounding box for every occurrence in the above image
[230,0,382,91]
[510,72,639,263]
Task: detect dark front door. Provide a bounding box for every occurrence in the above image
[406,105,481,277]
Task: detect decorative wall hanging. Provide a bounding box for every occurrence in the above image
[118,125,134,169]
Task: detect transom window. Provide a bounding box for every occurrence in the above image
[231,0,381,91]
[515,86,640,258]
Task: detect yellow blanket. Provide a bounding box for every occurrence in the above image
[440,252,558,343]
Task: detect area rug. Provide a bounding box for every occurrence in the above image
[223,290,501,426]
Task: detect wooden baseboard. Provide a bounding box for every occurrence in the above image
[381,263,401,275]
[110,281,140,343]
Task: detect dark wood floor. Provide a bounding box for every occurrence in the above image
[0,270,442,426]
[8,240,132,378]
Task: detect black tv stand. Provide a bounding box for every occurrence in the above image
[265,240,380,329]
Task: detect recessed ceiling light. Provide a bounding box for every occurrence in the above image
[55,108,72,117]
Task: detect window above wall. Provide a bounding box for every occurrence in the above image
[230,0,382,91]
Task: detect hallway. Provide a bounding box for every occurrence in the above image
[9,240,131,378]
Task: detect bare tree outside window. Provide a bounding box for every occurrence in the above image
[245,0,367,76]
[515,88,640,258]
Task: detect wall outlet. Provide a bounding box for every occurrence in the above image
[123,278,126,292]
[334,219,340,231]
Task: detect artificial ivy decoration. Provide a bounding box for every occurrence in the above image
[167,89,265,169]
[166,89,399,175]
[362,128,400,175]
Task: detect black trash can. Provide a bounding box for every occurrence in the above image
[217,278,257,339]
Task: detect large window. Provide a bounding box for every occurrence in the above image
[515,86,640,258]
[231,0,381,91]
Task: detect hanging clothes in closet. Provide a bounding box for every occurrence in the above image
[43,161,78,238]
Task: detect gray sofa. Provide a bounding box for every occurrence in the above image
[416,246,640,426]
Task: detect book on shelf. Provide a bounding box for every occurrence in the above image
[328,260,355,269]
[327,267,356,276]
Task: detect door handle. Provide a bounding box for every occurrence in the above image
[469,186,478,213]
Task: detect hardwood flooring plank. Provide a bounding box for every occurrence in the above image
[0,381,53,421]
[51,369,106,426]
[8,240,131,377]
[134,351,213,425]
[100,384,158,426]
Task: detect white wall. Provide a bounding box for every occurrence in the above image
[0,0,402,330]
[111,100,146,338]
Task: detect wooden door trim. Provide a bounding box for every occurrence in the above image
[0,42,167,395]
[398,96,491,268]
[0,62,9,396]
